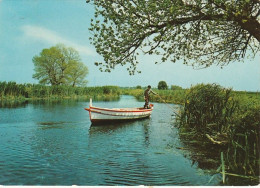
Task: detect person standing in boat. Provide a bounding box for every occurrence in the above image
[144,85,157,109]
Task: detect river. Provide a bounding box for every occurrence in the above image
[0,95,220,185]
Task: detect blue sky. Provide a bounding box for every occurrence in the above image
[0,0,259,91]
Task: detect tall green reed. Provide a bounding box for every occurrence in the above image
[176,83,259,185]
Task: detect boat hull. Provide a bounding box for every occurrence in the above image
[85,105,153,124]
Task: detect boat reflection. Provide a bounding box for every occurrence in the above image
[89,118,150,134]
[88,118,152,149]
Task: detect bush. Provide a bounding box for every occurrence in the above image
[158,81,168,90]
[103,86,111,94]
[171,85,182,90]
[226,105,260,177]
[177,83,260,184]
[179,83,238,133]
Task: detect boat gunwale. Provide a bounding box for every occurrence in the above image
[88,106,153,113]
[87,108,151,117]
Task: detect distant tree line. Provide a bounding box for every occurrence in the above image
[136,81,183,90]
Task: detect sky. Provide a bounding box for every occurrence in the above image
[0,0,259,91]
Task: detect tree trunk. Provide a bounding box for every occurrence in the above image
[238,18,260,42]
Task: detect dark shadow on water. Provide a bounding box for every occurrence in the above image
[37,121,77,130]
[90,116,150,126]
[0,100,29,108]
[89,118,151,135]
[38,121,67,126]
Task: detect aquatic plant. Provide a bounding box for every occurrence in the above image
[176,83,259,185]
[225,105,259,182]
[121,87,186,104]
[0,81,120,100]
[179,83,238,134]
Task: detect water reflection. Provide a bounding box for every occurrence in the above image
[0,100,29,108]
[0,97,120,109]
[89,118,150,133]
[140,119,151,147]
[88,118,152,149]
[28,120,90,185]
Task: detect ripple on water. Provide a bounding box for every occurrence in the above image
[0,97,219,185]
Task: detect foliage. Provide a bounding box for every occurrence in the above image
[158,81,168,90]
[0,81,120,100]
[226,105,259,178]
[0,81,28,99]
[66,61,89,87]
[121,87,186,104]
[171,85,183,90]
[120,88,144,101]
[179,83,238,133]
[176,83,259,185]
[136,85,142,89]
[87,0,260,74]
[33,44,88,86]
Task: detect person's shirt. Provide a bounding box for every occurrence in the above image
[144,88,156,98]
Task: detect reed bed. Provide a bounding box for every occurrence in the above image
[0,81,120,100]
[176,83,259,185]
[121,88,186,104]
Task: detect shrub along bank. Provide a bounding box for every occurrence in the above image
[0,81,120,100]
[121,88,186,104]
[177,84,259,185]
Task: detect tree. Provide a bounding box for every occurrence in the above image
[33,44,88,86]
[66,61,89,87]
[87,0,260,74]
[158,81,168,90]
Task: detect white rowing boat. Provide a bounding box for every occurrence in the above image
[85,99,153,124]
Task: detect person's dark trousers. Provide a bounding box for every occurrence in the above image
[144,97,149,108]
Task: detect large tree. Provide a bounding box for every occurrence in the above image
[66,61,89,87]
[87,0,260,74]
[33,44,88,86]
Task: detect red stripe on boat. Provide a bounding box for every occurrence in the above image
[90,106,152,113]
[87,109,151,117]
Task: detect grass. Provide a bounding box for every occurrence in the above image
[0,81,121,101]
[175,84,259,185]
[120,88,186,104]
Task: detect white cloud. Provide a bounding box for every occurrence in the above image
[21,25,95,56]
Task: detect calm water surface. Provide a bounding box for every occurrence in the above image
[0,95,219,185]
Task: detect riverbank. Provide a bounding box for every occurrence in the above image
[120,87,259,105]
[121,87,186,104]
[175,84,259,185]
[0,81,121,102]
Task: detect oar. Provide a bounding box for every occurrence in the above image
[155,94,180,117]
